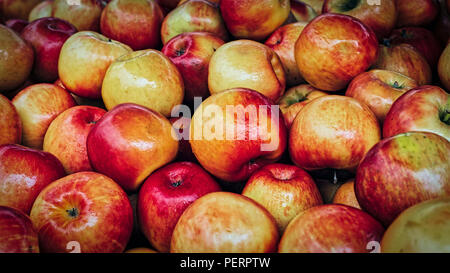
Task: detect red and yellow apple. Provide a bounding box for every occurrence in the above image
[52,0,102,31]
[439,43,450,91]
[332,180,361,210]
[395,0,438,27]
[0,206,39,253]
[0,94,21,146]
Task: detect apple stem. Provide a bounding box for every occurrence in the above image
[382,38,391,47]
[66,208,79,218]
[171,181,182,188]
[441,109,450,125]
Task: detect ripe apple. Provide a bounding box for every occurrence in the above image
[208,40,286,102]
[265,22,307,87]
[289,0,317,23]
[28,0,53,22]
[161,0,229,44]
[294,13,378,91]
[138,161,221,252]
[220,0,290,40]
[21,17,77,83]
[52,0,102,31]
[171,191,279,253]
[0,24,34,93]
[381,197,450,253]
[0,144,66,214]
[0,94,21,146]
[101,49,184,117]
[189,88,287,183]
[242,163,323,232]
[12,83,77,149]
[58,31,132,99]
[30,171,134,253]
[355,132,450,226]
[100,0,164,50]
[87,103,179,191]
[0,206,39,253]
[396,0,438,27]
[279,204,384,253]
[289,95,380,172]
[1,0,42,21]
[332,180,361,210]
[322,0,397,40]
[162,32,224,105]
[5,18,28,33]
[383,86,449,141]
[170,116,197,162]
[345,69,419,123]
[278,84,327,128]
[439,43,450,91]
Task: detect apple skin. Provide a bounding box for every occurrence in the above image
[162,32,224,105]
[101,49,184,117]
[278,84,328,128]
[171,191,279,253]
[21,17,77,83]
[383,86,450,141]
[396,0,438,27]
[0,206,39,253]
[28,0,53,22]
[5,18,28,33]
[439,43,450,91]
[52,0,102,31]
[294,13,378,91]
[0,94,21,146]
[355,132,450,226]
[381,197,450,253]
[100,0,164,50]
[12,83,77,149]
[138,161,221,253]
[242,163,323,232]
[290,0,317,23]
[0,24,34,93]
[30,171,134,253]
[208,40,286,102]
[170,116,197,162]
[0,144,66,214]
[289,95,381,172]
[332,180,361,210]
[189,88,287,183]
[43,106,106,174]
[322,0,397,41]
[279,204,384,253]
[265,22,307,87]
[87,103,179,192]
[58,31,132,99]
[1,0,42,21]
[345,69,419,123]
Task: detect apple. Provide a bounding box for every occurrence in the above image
[289,0,317,23]
[58,31,132,99]
[30,171,133,253]
[170,192,279,253]
[87,103,179,192]
[189,88,287,183]
[289,95,380,172]
[100,0,164,50]
[28,0,53,22]
[101,49,184,117]
[1,0,42,21]
[355,132,450,226]
[277,84,328,128]
[162,32,224,105]
[373,42,432,86]
[0,94,21,145]
[21,17,77,83]
[52,0,102,31]
[138,161,221,252]
[383,86,449,141]
[345,69,419,123]
[5,18,28,33]
[0,206,39,253]
[439,43,450,91]
[12,83,76,149]
[0,144,66,214]
[265,22,307,87]
[0,24,34,93]
[332,180,360,210]
[322,0,397,40]
[242,163,323,232]
[161,0,229,44]
[170,116,197,162]
[381,197,450,253]
[208,40,286,102]
[396,0,438,27]
[278,204,384,253]
[125,247,158,253]
[294,13,378,91]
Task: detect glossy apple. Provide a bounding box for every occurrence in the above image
[294,13,378,91]
[0,144,66,214]
[0,94,21,145]
[58,31,132,99]
[208,40,286,102]
[28,0,53,22]
[171,192,279,253]
[5,19,28,33]
[0,206,39,253]
[1,0,42,20]
[332,180,361,210]
[290,0,317,23]
[170,116,197,162]
[345,69,419,123]
[439,43,450,91]
[355,132,450,226]
[101,49,184,117]
[30,172,133,253]
[52,0,102,31]
[396,0,438,27]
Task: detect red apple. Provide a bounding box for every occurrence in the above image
[289,0,317,23]
[1,0,42,21]
[52,0,102,31]
[0,144,66,214]
[28,0,53,22]
[170,116,197,162]
[396,0,438,27]
[30,171,133,253]
[439,43,450,91]
[0,94,21,145]
[355,131,450,226]
[0,206,39,253]
[5,18,28,33]
[332,180,361,210]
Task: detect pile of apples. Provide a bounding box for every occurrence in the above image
[0,0,449,253]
